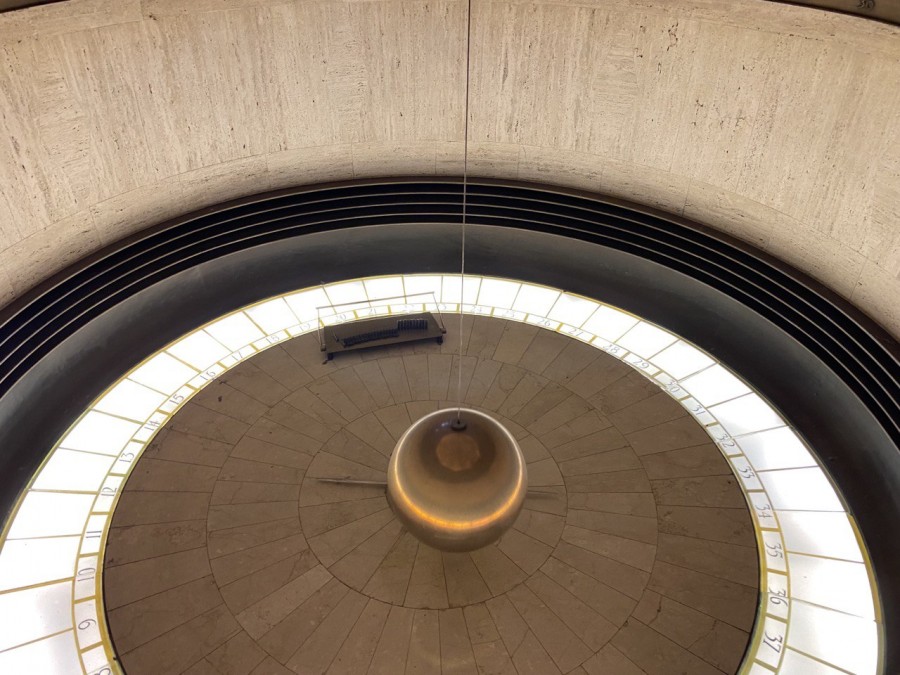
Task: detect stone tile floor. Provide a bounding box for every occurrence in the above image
[105,318,758,674]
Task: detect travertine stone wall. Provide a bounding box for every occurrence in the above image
[1,0,898,336]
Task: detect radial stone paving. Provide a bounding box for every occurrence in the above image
[104,317,759,675]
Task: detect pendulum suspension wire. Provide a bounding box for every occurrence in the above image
[457,0,473,424]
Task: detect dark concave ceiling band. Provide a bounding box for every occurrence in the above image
[0,178,898,670]
[1,181,897,441]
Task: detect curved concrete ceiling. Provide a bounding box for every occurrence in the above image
[0,0,898,336]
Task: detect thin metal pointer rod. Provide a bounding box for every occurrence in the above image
[316,478,387,487]
[317,477,554,497]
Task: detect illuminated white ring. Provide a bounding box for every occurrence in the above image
[0,274,880,675]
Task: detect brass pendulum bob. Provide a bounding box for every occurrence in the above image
[387,408,527,552]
